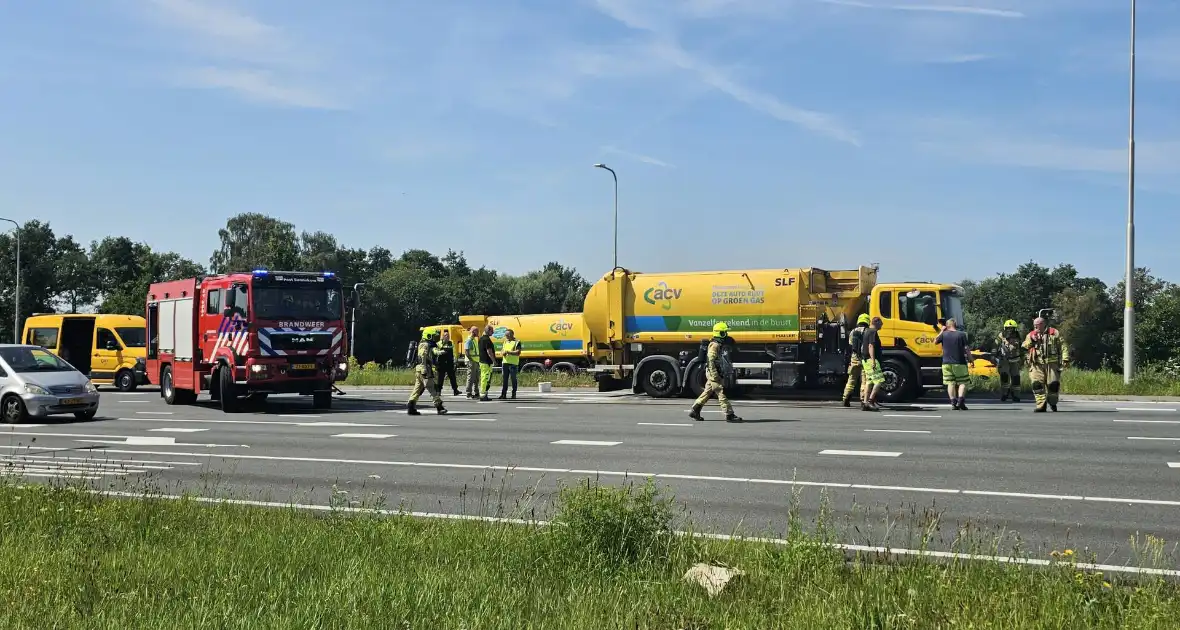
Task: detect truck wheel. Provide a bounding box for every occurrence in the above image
[162,367,179,405]
[312,392,332,409]
[879,359,917,403]
[219,367,240,413]
[686,364,706,399]
[639,361,679,398]
[520,363,546,374]
[115,369,137,392]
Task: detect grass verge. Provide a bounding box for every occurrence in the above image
[969,367,1180,398]
[2,479,1179,629]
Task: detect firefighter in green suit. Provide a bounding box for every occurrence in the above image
[842,313,871,407]
[689,322,742,423]
[408,328,447,416]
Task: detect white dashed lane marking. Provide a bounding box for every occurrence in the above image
[331,433,395,439]
[149,428,208,433]
[864,429,931,434]
[819,450,902,457]
[551,440,621,446]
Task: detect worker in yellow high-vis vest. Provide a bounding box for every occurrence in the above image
[499,328,522,399]
[464,325,482,399]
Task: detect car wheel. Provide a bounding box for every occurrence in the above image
[639,361,679,398]
[74,409,98,421]
[116,369,137,392]
[2,395,27,424]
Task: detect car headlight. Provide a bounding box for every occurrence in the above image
[337,362,348,372]
[85,380,98,394]
[24,383,51,396]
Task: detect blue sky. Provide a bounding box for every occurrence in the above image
[1,0,1177,287]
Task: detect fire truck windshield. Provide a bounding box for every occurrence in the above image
[253,287,342,321]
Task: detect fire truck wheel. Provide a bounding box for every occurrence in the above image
[312,392,332,409]
[219,366,241,413]
[162,367,178,404]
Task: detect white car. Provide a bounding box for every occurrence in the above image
[0,344,100,423]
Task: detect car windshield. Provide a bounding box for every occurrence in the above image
[253,287,342,321]
[116,327,146,348]
[0,347,75,373]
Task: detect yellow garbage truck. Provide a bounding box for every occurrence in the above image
[581,265,994,403]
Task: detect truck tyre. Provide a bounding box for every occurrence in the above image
[879,358,917,404]
[638,361,679,398]
[520,363,546,374]
[312,391,332,409]
[219,366,240,413]
[115,369,137,392]
[162,367,178,405]
[686,364,706,399]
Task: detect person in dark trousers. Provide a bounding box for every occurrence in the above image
[860,317,885,411]
[934,318,972,410]
[498,328,521,399]
[477,324,497,402]
[433,329,460,396]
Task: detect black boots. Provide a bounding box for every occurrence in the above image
[689,405,703,421]
[407,401,420,416]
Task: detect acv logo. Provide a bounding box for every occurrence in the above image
[643,282,682,311]
[549,319,574,335]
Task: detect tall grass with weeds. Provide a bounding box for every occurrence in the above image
[969,367,1180,398]
[3,477,1180,628]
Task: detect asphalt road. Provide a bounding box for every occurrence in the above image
[4,385,1180,568]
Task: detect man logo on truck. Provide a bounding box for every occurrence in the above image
[643,282,681,311]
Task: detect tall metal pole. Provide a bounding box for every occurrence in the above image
[350,282,365,358]
[1124,0,1137,384]
[594,164,619,269]
[0,218,20,343]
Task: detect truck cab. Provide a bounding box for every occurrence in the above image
[868,282,992,401]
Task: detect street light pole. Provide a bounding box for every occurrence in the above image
[594,163,619,270]
[0,218,20,344]
[350,282,365,358]
[1124,0,1137,384]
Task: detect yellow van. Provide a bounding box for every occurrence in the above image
[22,313,148,391]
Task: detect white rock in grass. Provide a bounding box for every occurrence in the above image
[683,563,744,597]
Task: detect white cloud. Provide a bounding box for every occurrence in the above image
[591,0,860,145]
[134,0,340,109]
[601,145,674,167]
[816,0,1024,18]
[181,67,342,109]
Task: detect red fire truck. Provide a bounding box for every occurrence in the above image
[145,269,349,412]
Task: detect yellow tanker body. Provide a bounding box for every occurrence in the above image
[457,313,593,374]
[585,265,979,403]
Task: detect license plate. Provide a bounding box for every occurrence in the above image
[61,398,84,405]
[292,363,315,371]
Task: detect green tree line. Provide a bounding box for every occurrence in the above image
[1,213,1177,371]
[0,213,590,364]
